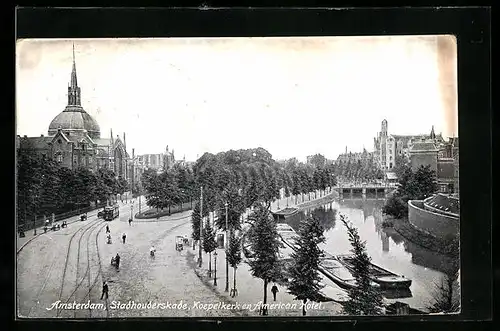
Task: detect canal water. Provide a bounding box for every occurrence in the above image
[283,198,458,312]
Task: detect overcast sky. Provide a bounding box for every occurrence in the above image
[16,36,457,162]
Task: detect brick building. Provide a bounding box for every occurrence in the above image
[16,45,131,182]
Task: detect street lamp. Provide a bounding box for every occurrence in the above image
[213,250,218,286]
[33,194,38,236]
[225,202,229,292]
[198,186,204,268]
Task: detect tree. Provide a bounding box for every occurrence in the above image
[116,176,129,195]
[291,169,302,205]
[142,170,163,212]
[393,153,409,179]
[340,214,384,315]
[246,203,284,315]
[384,164,439,219]
[202,219,218,275]
[74,167,96,206]
[287,217,326,316]
[215,183,245,231]
[158,169,179,215]
[226,231,242,297]
[191,202,202,250]
[308,153,327,168]
[382,195,408,219]
[413,165,438,200]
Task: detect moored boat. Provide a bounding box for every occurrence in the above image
[272,207,299,221]
[336,255,412,289]
[318,257,360,290]
[276,223,300,250]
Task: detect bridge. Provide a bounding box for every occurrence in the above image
[334,182,398,199]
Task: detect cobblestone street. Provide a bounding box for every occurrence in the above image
[17,202,243,318]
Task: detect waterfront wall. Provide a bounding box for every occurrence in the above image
[296,190,338,211]
[408,200,459,238]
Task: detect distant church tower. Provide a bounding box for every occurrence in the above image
[430,125,436,140]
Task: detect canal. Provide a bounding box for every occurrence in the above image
[282,198,458,312]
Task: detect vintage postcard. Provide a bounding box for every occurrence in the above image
[16,36,459,318]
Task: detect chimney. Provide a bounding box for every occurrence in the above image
[123,132,126,149]
[132,148,135,159]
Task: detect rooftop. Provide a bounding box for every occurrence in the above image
[425,193,460,215]
[409,141,438,152]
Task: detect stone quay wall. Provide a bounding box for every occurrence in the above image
[408,200,459,239]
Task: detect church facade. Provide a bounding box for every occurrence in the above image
[16,46,131,182]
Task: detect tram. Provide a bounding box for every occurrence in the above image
[103,204,120,221]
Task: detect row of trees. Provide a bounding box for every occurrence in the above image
[335,156,384,183]
[188,149,339,262]
[17,153,129,226]
[185,148,339,314]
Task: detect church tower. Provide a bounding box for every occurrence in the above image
[430,125,436,140]
[67,43,81,106]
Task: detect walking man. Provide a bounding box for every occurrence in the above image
[122,233,126,244]
[128,218,132,226]
[115,253,121,268]
[271,284,279,301]
[106,225,110,233]
[100,281,109,300]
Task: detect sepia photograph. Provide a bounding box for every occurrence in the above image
[16,36,460,318]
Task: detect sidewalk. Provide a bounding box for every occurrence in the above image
[16,199,139,253]
[16,208,101,253]
[195,244,343,316]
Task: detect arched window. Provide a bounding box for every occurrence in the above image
[56,153,63,163]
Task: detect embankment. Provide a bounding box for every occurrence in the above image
[386,215,459,257]
[294,190,339,211]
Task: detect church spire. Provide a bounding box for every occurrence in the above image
[67,43,81,107]
[430,125,436,140]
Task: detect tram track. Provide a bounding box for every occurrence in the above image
[25,219,100,317]
[68,219,106,318]
[55,218,104,317]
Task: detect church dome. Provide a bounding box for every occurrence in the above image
[48,44,101,139]
[48,106,101,138]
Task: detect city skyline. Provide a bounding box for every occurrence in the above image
[16,36,457,162]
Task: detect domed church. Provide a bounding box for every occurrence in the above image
[17,45,130,182]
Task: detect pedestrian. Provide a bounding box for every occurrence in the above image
[122,233,126,244]
[115,253,120,268]
[106,225,110,233]
[100,281,109,300]
[150,245,156,258]
[128,218,132,226]
[271,284,279,301]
